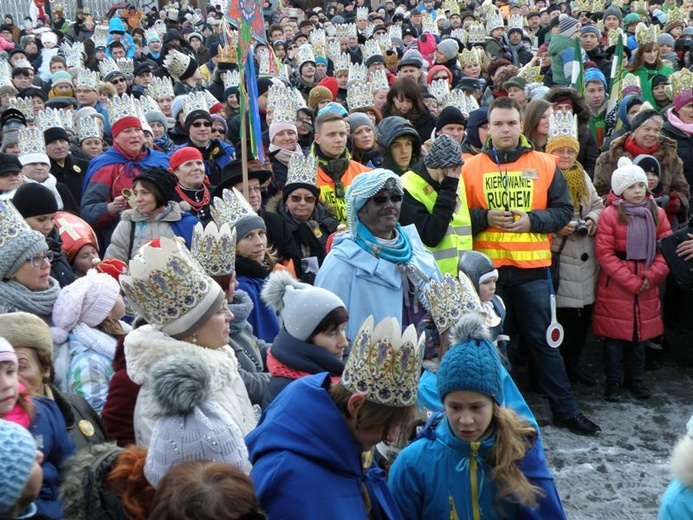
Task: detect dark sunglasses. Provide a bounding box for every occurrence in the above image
[289,194,316,204]
[191,121,212,128]
[371,194,403,205]
[111,77,126,84]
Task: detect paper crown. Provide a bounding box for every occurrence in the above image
[0,200,33,252]
[444,90,479,116]
[429,78,451,103]
[669,68,693,100]
[220,70,240,91]
[183,91,210,119]
[548,111,578,142]
[8,98,33,121]
[190,221,236,277]
[610,0,625,7]
[341,315,425,407]
[286,153,318,187]
[356,6,369,19]
[77,114,102,141]
[450,28,469,45]
[98,57,120,79]
[422,11,438,35]
[0,61,11,87]
[163,49,192,78]
[348,62,368,85]
[422,272,483,334]
[144,27,159,43]
[60,110,74,132]
[443,0,461,15]
[117,58,134,77]
[458,47,481,67]
[333,52,351,72]
[211,187,258,229]
[368,68,389,91]
[153,19,167,35]
[272,94,298,124]
[666,6,687,26]
[325,24,337,38]
[508,14,526,32]
[60,41,85,68]
[145,76,174,100]
[257,46,271,75]
[295,43,316,69]
[91,25,108,48]
[76,69,100,91]
[167,6,179,20]
[107,94,139,127]
[216,42,236,65]
[486,8,505,34]
[517,63,544,83]
[571,0,591,13]
[35,108,64,131]
[362,39,382,63]
[326,39,341,63]
[592,0,605,12]
[468,21,487,44]
[607,27,624,47]
[13,58,33,70]
[18,127,46,156]
[310,28,326,46]
[136,95,160,116]
[267,82,289,110]
[622,73,642,92]
[185,12,203,26]
[389,24,402,40]
[54,211,99,262]
[635,22,658,46]
[335,23,357,40]
[347,82,375,110]
[630,0,648,14]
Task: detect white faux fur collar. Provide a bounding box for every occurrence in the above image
[671,437,693,488]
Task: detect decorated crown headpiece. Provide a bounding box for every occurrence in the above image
[341,315,425,407]
[8,98,33,121]
[145,76,174,100]
[0,200,33,253]
[347,82,375,110]
[98,57,120,79]
[295,43,316,69]
[211,187,258,229]
[368,68,389,91]
[117,58,134,77]
[91,25,108,48]
[136,95,160,116]
[272,94,298,124]
[75,69,99,91]
[217,42,237,66]
[267,82,289,110]
[153,19,167,35]
[450,28,469,45]
[325,24,337,38]
[286,153,318,187]
[607,27,624,47]
[334,52,351,72]
[326,39,341,63]
[163,49,192,79]
[144,27,160,43]
[59,109,73,133]
[257,46,271,75]
[422,272,484,334]
[348,62,368,85]
[459,47,481,67]
[335,23,357,40]
[571,0,591,13]
[635,22,658,46]
[185,12,202,26]
[610,0,625,7]
[669,67,693,100]
[376,33,392,50]
[310,28,326,46]
[60,41,85,68]
[190,222,236,277]
[221,70,240,91]
[666,6,687,25]
[0,61,11,87]
[443,0,461,15]
[77,114,102,142]
[517,62,544,83]
[548,111,579,143]
[356,6,369,19]
[13,58,33,70]
[428,78,451,103]
[622,73,642,92]
[183,91,210,119]
[444,90,478,116]
[422,11,438,35]
[107,94,139,126]
[591,0,606,12]
[630,0,648,15]
[362,39,383,63]
[35,108,64,131]
[18,127,46,156]
[167,6,179,20]
[486,8,505,34]
[508,14,526,32]
[389,24,402,40]
[467,21,487,44]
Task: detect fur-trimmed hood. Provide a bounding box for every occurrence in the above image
[671,436,693,488]
[544,86,592,129]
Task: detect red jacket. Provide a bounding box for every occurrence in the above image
[592,201,671,342]
[101,337,140,447]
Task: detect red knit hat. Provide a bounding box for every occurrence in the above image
[426,65,452,87]
[318,76,339,99]
[169,147,204,172]
[92,258,128,282]
[111,116,142,139]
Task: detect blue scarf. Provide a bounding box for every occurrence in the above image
[354,221,412,263]
[82,144,169,191]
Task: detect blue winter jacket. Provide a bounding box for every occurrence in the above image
[107,18,136,59]
[237,274,280,343]
[659,480,693,519]
[389,415,566,520]
[247,373,404,520]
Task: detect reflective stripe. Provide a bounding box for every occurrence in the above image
[432,247,458,260]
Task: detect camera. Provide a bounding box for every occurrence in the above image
[575,219,589,236]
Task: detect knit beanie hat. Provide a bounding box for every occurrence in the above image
[435,106,467,133]
[584,67,607,91]
[658,33,675,48]
[0,312,53,362]
[633,154,661,177]
[234,212,267,244]
[603,5,623,22]
[144,355,250,489]
[651,75,670,89]
[558,14,581,38]
[211,114,227,135]
[611,156,648,196]
[465,107,489,149]
[437,39,459,61]
[171,95,187,122]
[458,250,498,291]
[346,168,403,234]
[581,25,601,38]
[145,110,169,132]
[0,418,37,515]
[425,134,464,169]
[0,337,17,367]
[261,270,346,341]
[269,120,298,143]
[673,84,693,112]
[0,153,22,176]
[623,13,641,24]
[12,183,59,218]
[1,131,20,153]
[630,108,659,132]
[426,65,452,86]
[50,270,121,343]
[169,147,203,172]
[348,112,375,134]
[308,86,334,112]
[132,167,178,205]
[437,313,504,403]
[0,201,49,280]
[317,76,339,99]
[51,70,73,87]
[365,53,386,69]
[44,126,70,145]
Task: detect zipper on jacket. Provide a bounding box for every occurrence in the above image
[470,441,481,520]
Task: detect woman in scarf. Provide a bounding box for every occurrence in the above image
[661,70,693,189]
[268,113,304,194]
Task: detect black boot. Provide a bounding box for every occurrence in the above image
[603,381,621,402]
[627,380,652,399]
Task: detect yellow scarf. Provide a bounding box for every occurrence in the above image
[562,162,589,213]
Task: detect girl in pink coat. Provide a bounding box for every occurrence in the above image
[593,157,671,403]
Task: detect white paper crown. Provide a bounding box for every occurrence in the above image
[145,76,174,100]
[548,112,579,142]
[18,127,46,156]
[267,82,289,110]
[107,94,139,126]
[191,222,236,277]
[389,25,402,40]
[257,46,271,75]
[459,47,481,67]
[347,82,374,110]
[117,58,134,77]
[0,61,11,87]
[163,49,192,79]
[136,95,161,116]
[486,8,505,34]
[422,272,483,333]
[154,20,168,35]
[13,58,33,70]
[185,12,203,26]
[91,25,108,48]
[183,91,210,119]
[376,33,392,49]
[272,94,298,124]
[211,187,258,229]
[368,68,389,91]
[334,52,351,72]
[508,14,526,32]
[77,115,102,141]
[362,39,382,63]
[363,23,375,39]
[60,41,85,68]
[310,28,326,46]
[336,23,358,40]
[429,79,451,103]
[326,39,341,62]
[34,108,63,131]
[60,110,74,132]
[144,27,160,42]
[341,315,425,407]
[325,24,337,38]
[98,57,120,79]
[444,90,478,116]
[8,98,33,120]
[422,11,438,35]
[76,69,99,91]
[348,62,368,85]
[0,201,33,253]
[450,28,469,45]
[221,70,240,91]
[468,21,487,44]
[356,6,369,19]
[295,44,316,69]
[167,6,179,20]
[286,153,318,187]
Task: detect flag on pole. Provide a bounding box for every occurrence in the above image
[570,36,584,95]
[605,30,625,137]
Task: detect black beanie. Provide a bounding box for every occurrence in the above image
[365,54,386,68]
[44,127,70,144]
[436,106,467,133]
[184,109,213,129]
[0,153,22,176]
[179,56,199,81]
[13,183,59,217]
[132,167,178,207]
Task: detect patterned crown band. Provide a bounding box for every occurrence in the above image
[8,98,33,120]
[0,200,32,250]
[145,76,174,100]
[183,91,210,119]
[35,108,64,131]
[347,82,375,110]
[422,272,484,333]
[428,79,451,103]
[163,49,192,79]
[18,127,46,156]
[211,187,258,229]
[77,115,102,141]
[98,57,121,79]
[286,153,318,187]
[191,222,236,277]
[467,22,486,44]
[76,69,100,90]
[221,71,240,91]
[107,94,139,126]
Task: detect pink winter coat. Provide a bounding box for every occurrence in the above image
[592,200,671,342]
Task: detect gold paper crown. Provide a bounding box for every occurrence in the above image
[286,153,318,187]
[145,76,174,100]
[267,82,289,110]
[0,200,33,253]
[119,237,219,334]
[459,47,481,67]
[362,39,383,63]
[144,27,159,42]
[163,49,192,79]
[334,52,351,72]
[76,69,99,91]
[326,39,341,63]
[35,108,64,131]
[607,27,624,47]
[622,73,642,92]
[517,63,544,83]
[341,315,425,407]
[508,14,526,32]
[571,0,591,13]
[443,0,461,15]
[666,6,687,26]
[217,42,237,64]
[450,28,469,45]
[91,25,108,48]
[356,6,369,19]
[117,58,134,77]
[183,91,210,119]
[347,82,375,110]
[468,21,487,44]
[610,0,625,7]
[435,9,447,20]
[295,43,315,68]
[422,11,438,35]
[60,41,84,68]
[221,70,240,91]
[444,90,479,115]
[429,78,451,102]
[18,127,46,156]
[669,68,693,100]
[107,94,139,127]
[635,22,658,46]
[389,25,402,40]
[368,68,389,91]
[486,8,505,34]
[98,57,120,79]
[592,0,605,12]
[422,272,483,334]
[211,187,258,229]
[77,115,102,141]
[548,111,578,143]
[190,222,236,277]
[630,0,648,15]
[8,98,33,120]
[272,94,298,124]
[154,19,168,35]
[257,46,271,75]
[348,62,368,85]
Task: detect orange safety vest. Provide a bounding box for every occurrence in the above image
[462,150,556,269]
[316,160,371,225]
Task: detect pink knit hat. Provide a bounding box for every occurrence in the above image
[674,90,693,113]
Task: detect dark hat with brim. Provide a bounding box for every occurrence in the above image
[45,97,77,110]
[213,160,272,198]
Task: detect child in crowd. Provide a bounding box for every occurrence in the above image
[658,414,693,519]
[0,417,43,519]
[593,157,672,402]
[634,154,685,230]
[54,211,101,278]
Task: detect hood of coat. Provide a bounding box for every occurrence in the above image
[671,436,693,488]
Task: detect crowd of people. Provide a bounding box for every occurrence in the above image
[1,0,693,517]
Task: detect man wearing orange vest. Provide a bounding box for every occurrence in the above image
[462,96,601,437]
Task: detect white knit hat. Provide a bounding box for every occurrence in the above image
[611,156,648,196]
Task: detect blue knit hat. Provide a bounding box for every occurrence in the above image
[437,314,504,404]
[584,67,607,91]
[0,418,37,515]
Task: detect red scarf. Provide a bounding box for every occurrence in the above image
[624,135,658,157]
[174,184,211,213]
[266,350,341,385]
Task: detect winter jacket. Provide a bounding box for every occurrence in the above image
[101,338,140,447]
[661,119,693,189]
[315,225,442,341]
[104,202,198,261]
[124,325,257,445]
[552,169,604,308]
[592,201,672,342]
[594,134,690,213]
[388,414,566,520]
[236,257,282,343]
[228,289,271,406]
[51,155,89,206]
[247,373,404,520]
[173,140,235,186]
[263,328,345,408]
[548,34,583,86]
[658,435,693,520]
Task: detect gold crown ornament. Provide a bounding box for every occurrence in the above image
[333,52,351,72]
[347,82,375,110]
[422,272,483,334]
[183,91,210,119]
[571,0,591,13]
[669,67,693,100]
[630,0,648,15]
[622,73,642,92]
[443,0,461,16]
[389,24,402,41]
[429,78,451,103]
[60,41,85,69]
[35,108,64,131]
[517,62,544,83]
[272,95,298,124]
[77,115,102,142]
[211,187,258,229]
[91,25,108,48]
[450,28,469,45]
[435,9,447,21]
[341,315,425,407]
[286,153,318,187]
[348,62,368,85]
[635,22,658,46]
[326,39,342,63]
[368,68,389,91]
[362,39,383,64]
[117,58,134,77]
[485,8,505,34]
[666,6,687,27]
[610,0,625,8]
[98,57,120,79]
[107,94,139,127]
[163,49,193,79]
[606,27,623,47]
[591,0,605,12]
[422,11,438,35]
[458,47,481,67]
[190,222,236,277]
[217,43,237,65]
[356,6,369,20]
[18,127,47,156]
[9,98,34,121]
[467,21,487,44]
[267,82,289,110]
[547,112,579,148]
[145,76,175,100]
[220,70,240,91]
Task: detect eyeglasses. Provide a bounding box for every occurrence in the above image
[371,194,403,205]
[191,121,212,128]
[111,77,126,84]
[28,250,54,268]
[289,194,316,204]
[433,75,449,81]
